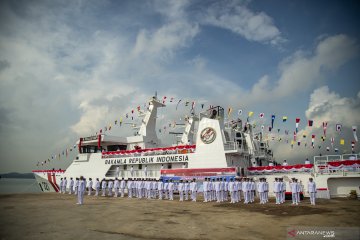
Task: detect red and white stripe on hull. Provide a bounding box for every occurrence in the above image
[32,170,65,192]
[160,167,237,177]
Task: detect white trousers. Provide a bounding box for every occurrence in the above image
[191,191,196,201]
[169,190,174,200]
[179,191,184,201]
[310,192,316,205]
[77,191,84,204]
[292,192,298,204]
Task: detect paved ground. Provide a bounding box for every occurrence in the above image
[0,193,359,240]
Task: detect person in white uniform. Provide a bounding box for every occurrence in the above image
[101,178,107,196]
[242,178,249,204]
[108,179,114,197]
[282,160,288,166]
[68,177,74,194]
[115,166,120,178]
[224,178,230,201]
[157,180,163,200]
[228,178,235,203]
[307,178,316,205]
[257,178,264,204]
[203,178,209,202]
[77,176,86,205]
[296,179,301,203]
[208,178,214,201]
[250,179,255,203]
[94,178,100,196]
[178,180,185,201]
[114,178,120,197]
[127,178,133,198]
[190,179,198,202]
[290,178,298,205]
[164,180,169,199]
[74,178,79,196]
[280,178,286,204]
[264,178,269,202]
[59,178,63,194]
[168,179,174,200]
[130,165,134,177]
[144,165,148,177]
[87,178,93,196]
[62,177,67,194]
[274,178,281,204]
[236,178,241,202]
[185,180,190,201]
[120,178,126,197]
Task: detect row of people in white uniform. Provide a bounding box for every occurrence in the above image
[60,176,317,205]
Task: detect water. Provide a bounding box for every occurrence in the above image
[0,178,40,194]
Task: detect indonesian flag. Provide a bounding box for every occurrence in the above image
[336,124,342,132]
[295,118,300,132]
[311,135,315,148]
[259,113,264,118]
[323,122,328,137]
[353,126,358,142]
[308,120,313,127]
[351,141,355,151]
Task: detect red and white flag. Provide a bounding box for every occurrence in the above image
[295,118,300,132]
[311,135,315,148]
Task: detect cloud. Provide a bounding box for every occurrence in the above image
[200,0,284,45]
[270,86,360,164]
[305,86,360,129]
[241,34,359,105]
[132,21,199,59]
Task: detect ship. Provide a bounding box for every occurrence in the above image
[33,95,360,198]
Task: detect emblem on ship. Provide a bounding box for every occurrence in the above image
[200,127,216,144]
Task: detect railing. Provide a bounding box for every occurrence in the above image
[102,145,196,159]
[314,154,359,165]
[224,141,237,151]
[314,154,360,175]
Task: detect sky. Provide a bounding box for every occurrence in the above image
[0,0,360,173]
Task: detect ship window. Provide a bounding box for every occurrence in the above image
[123,165,127,170]
[236,132,241,138]
[167,164,172,169]
[138,164,142,170]
[107,145,127,151]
